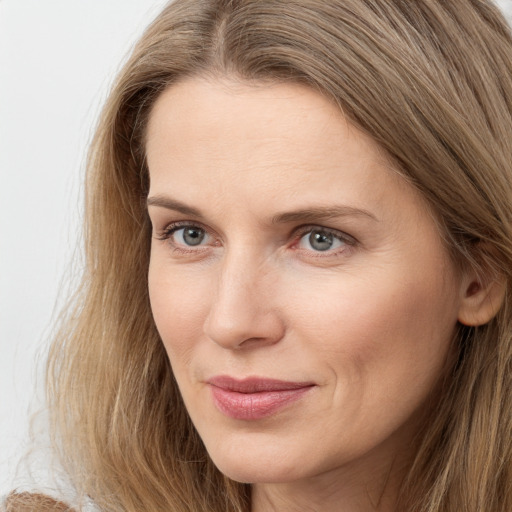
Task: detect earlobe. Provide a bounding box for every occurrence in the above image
[457,272,506,327]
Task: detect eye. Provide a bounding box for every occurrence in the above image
[157,223,213,249]
[297,228,350,252]
[173,226,208,246]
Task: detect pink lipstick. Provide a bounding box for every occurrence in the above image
[207,376,314,420]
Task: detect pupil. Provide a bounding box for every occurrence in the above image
[309,230,333,251]
[183,228,205,246]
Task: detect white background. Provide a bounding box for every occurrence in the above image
[0,0,511,497]
[0,0,169,494]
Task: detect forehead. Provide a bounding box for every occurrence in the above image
[147,79,388,177]
[145,77,427,227]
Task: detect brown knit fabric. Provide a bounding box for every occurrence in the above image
[5,492,76,512]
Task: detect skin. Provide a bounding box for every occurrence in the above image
[146,77,469,511]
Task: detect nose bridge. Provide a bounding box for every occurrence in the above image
[204,244,283,349]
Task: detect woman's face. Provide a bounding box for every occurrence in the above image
[146,78,465,487]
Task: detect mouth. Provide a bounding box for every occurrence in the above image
[206,376,316,420]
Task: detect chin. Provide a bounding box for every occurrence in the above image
[205,435,308,484]
[214,459,303,485]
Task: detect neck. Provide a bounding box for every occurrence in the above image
[251,442,411,512]
[251,470,402,512]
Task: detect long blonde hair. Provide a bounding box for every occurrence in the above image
[41,1,512,511]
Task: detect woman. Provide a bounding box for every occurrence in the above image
[5,0,512,511]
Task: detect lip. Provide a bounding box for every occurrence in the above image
[207,376,315,420]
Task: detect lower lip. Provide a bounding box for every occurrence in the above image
[209,385,313,420]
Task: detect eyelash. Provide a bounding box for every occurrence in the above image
[155,221,357,257]
[155,221,215,254]
[292,226,357,256]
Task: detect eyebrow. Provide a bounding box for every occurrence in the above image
[147,195,203,217]
[146,195,378,223]
[272,206,378,224]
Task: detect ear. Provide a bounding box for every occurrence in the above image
[457,262,506,327]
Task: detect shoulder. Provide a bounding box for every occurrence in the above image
[3,492,76,511]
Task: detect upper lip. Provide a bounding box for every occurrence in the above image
[207,376,315,393]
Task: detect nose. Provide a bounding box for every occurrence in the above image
[203,250,285,350]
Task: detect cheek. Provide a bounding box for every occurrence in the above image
[275,267,459,461]
[286,265,459,397]
[148,257,211,363]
